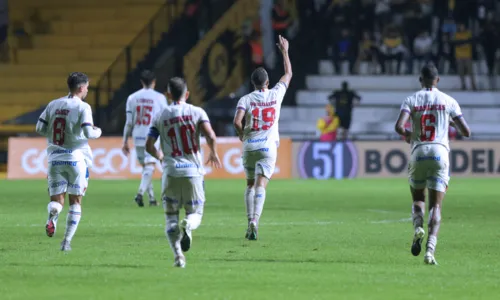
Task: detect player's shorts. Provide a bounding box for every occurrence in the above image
[135,139,160,165]
[47,160,89,196]
[408,144,449,193]
[161,173,205,215]
[242,146,277,180]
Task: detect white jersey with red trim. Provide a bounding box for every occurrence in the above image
[126,88,168,147]
[38,95,95,165]
[401,87,462,151]
[236,81,287,151]
[149,102,210,177]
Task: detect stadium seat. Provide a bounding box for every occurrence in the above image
[3,0,180,122]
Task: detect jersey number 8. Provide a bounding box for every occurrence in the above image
[251,107,276,131]
[53,118,66,145]
[420,114,436,142]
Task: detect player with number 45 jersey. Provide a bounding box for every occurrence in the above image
[233,35,292,241]
[36,72,102,252]
[395,64,471,266]
[122,70,168,207]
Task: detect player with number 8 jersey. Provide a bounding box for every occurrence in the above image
[233,35,292,241]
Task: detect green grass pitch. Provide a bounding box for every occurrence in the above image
[0,178,499,300]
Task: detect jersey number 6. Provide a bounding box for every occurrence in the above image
[420,114,436,142]
[251,107,276,131]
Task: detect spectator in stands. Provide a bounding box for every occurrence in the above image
[272,0,291,41]
[327,81,361,141]
[481,20,499,90]
[453,23,477,90]
[379,25,406,74]
[354,31,378,74]
[437,32,456,74]
[316,104,339,142]
[332,28,357,74]
[374,0,391,30]
[412,30,433,72]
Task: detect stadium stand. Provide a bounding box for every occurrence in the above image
[1,0,167,124]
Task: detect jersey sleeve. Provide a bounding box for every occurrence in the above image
[38,103,50,125]
[272,81,288,103]
[81,104,94,128]
[236,97,247,112]
[400,97,412,114]
[448,98,463,119]
[197,107,210,124]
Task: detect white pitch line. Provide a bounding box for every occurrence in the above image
[7,219,413,228]
[367,209,402,214]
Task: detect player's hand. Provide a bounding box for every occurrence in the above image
[276,35,289,53]
[238,134,244,142]
[122,143,130,156]
[206,152,222,169]
[404,135,411,144]
[157,150,164,162]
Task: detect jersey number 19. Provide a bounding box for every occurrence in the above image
[251,107,276,131]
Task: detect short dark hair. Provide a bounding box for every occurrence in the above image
[67,72,89,92]
[167,77,187,100]
[420,63,438,83]
[140,70,156,86]
[251,67,268,88]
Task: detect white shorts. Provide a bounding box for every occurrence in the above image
[47,160,89,196]
[135,146,157,165]
[162,173,205,215]
[408,144,450,193]
[242,146,277,180]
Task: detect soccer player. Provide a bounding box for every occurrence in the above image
[394,64,471,265]
[35,72,102,251]
[145,77,221,268]
[233,35,292,240]
[122,70,168,207]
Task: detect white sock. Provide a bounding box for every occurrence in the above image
[138,165,154,195]
[253,187,266,223]
[147,183,155,201]
[165,214,182,256]
[186,213,202,230]
[63,204,81,242]
[47,201,63,224]
[426,235,437,254]
[245,187,255,221]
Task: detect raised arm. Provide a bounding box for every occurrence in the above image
[276,35,292,86]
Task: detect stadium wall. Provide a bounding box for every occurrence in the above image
[7,138,499,179]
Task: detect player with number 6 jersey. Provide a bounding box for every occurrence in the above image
[394,64,471,265]
[35,72,102,252]
[122,70,168,207]
[233,35,292,241]
[146,77,221,268]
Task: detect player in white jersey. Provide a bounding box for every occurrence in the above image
[35,72,102,251]
[146,77,221,268]
[122,70,168,207]
[394,64,471,265]
[233,35,292,240]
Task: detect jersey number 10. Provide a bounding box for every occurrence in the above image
[167,124,198,157]
[420,114,436,141]
[136,105,153,126]
[251,107,276,131]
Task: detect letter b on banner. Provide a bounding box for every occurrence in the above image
[298,141,358,179]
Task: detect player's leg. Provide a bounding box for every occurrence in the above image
[46,164,67,237]
[61,163,88,251]
[136,145,157,207]
[179,176,205,252]
[408,158,428,256]
[249,148,277,240]
[162,174,184,267]
[242,151,256,239]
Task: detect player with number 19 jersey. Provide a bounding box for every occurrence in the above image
[237,82,287,152]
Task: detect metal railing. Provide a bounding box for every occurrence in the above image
[92,0,186,124]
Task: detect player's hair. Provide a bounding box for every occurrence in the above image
[251,67,269,89]
[140,70,156,86]
[67,72,89,92]
[420,63,439,86]
[167,77,187,100]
